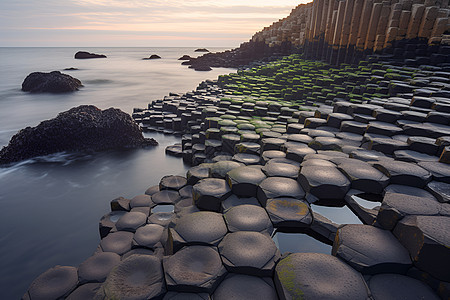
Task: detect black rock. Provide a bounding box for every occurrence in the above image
[195,48,210,52]
[178,55,192,60]
[0,105,157,165]
[22,71,82,93]
[74,51,106,59]
[143,54,161,60]
[64,67,79,71]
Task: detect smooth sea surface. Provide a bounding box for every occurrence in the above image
[0,47,236,299]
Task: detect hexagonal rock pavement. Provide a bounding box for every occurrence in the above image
[209,160,243,179]
[99,231,134,255]
[368,273,440,300]
[332,224,411,274]
[66,283,101,300]
[78,252,121,284]
[257,177,305,206]
[169,211,227,252]
[133,223,166,249]
[115,211,147,232]
[96,254,165,299]
[265,197,313,230]
[262,162,300,179]
[371,160,432,188]
[226,166,267,197]
[159,175,187,191]
[152,190,181,205]
[393,215,450,282]
[163,245,227,293]
[223,204,273,235]
[192,178,232,212]
[377,192,443,230]
[25,266,78,300]
[218,231,280,277]
[274,253,370,300]
[212,274,278,300]
[298,166,350,202]
[221,194,260,212]
[337,161,389,194]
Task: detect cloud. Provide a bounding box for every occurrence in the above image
[0,0,311,46]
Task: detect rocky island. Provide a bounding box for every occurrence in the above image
[23,0,450,299]
[21,71,82,93]
[0,105,157,165]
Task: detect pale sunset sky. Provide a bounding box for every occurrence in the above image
[1,0,311,47]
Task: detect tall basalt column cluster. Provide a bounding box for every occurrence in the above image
[249,0,449,65]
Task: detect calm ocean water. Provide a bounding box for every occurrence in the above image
[0,47,236,299]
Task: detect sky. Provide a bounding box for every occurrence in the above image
[0,0,310,47]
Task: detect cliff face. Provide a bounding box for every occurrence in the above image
[192,0,450,67]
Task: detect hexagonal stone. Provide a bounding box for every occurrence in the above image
[393,215,450,282]
[418,161,450,183]
[99,231,134,255]
[192,178,232,212]
[218,231,280,276]
[99,211,127,238]
[133,224,166,249]
[27,266,78,300]
[99,255,165,299]
[186,163,213,185]
[224,205,273,235]
[369,138,409,155]
[262,162,299,179]
[332,224,411,274]
[366,122,403,137]
[265,198,312,229]
[327,113,353,128]
[66,283,102,300]
[394,150,439,163]
[163,291,211,299]
[115,212,147,232]
[426,181,450,203]
[130,194,153,208]
[160,175,187,191]
[221,194,260,212]
[372,160,432,188]
[152,190,181,205]
[257,177,305,206]
[274,253,369,300]
[209,160,243,179]
[301,158,336,168]
[78,252,121,284]
[308,137,343,151]
[110,196,130,211]
[369,273,440,300]
[285,145,316,162]
[349,149,387,161]
[304,117,327,128]
[338,161,389,194]
[298,166,350,201]
[232,153,261,165]
[287,133,313,144]
[384,184,437,199]
[226,166,266,197]
[148,212,175,227]
[261,150,286,162]
[213,274,278,300]
[163,245,227,293]
[170,211,227,252]
[261,138,285,152]
[377,192,442,230]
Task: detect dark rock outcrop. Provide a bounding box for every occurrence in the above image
[74,51,106,59]
[178,55,192,60]
[21,71,82,93]
[195,48,209,52]
[143,54,161,60]
[0,105,157,165]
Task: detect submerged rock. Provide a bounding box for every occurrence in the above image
[74,51,106,59]
[0,105,157,165]
[178,55,192,60]
[21,71,82,93]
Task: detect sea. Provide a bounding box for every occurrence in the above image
[0,47,236,299]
